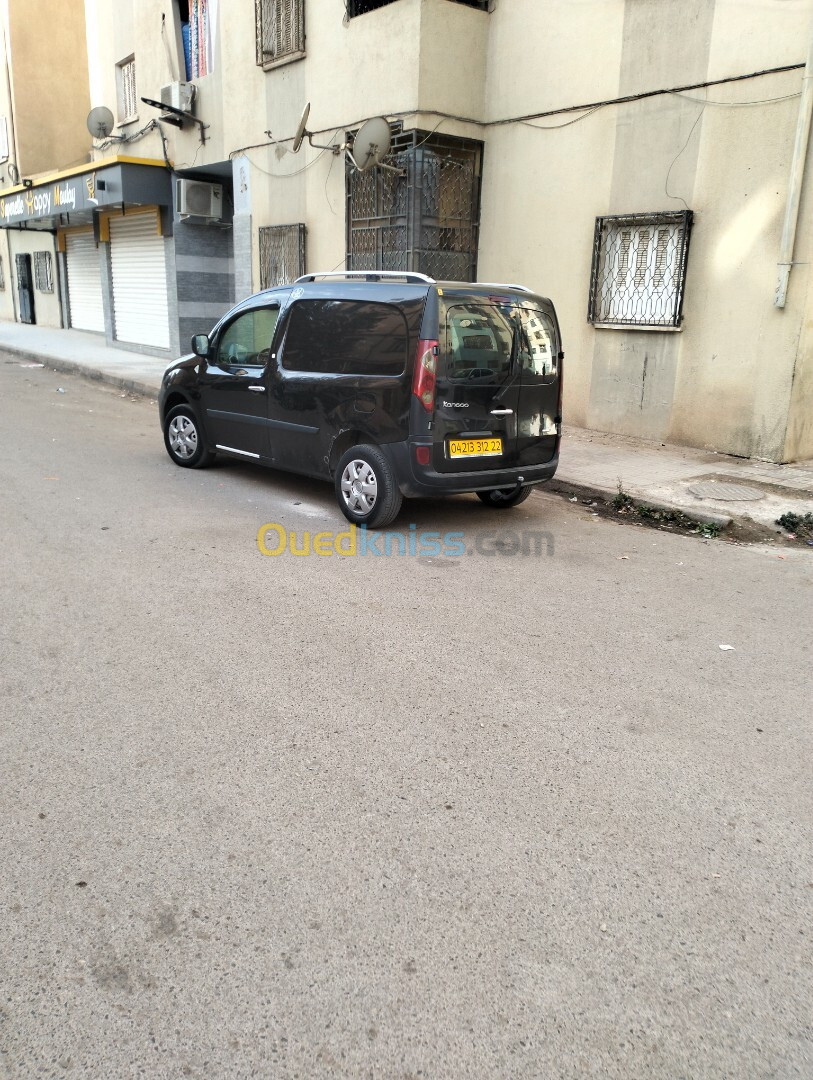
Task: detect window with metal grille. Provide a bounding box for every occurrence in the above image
[346,0,488,14]
[588,211,693,329]
[34,252,53,293]
[255,0,305,67]
[259,224,306,289]
[346,128,483,281]
[116,57,138,122]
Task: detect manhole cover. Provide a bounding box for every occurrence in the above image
[688,482,765,502]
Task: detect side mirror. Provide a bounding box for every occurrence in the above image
[191,334,210,358]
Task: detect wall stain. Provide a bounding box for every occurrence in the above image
[640,353,649,411]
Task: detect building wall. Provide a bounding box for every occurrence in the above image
[0,228,14,319]
[64,0,813,460]
[478,0,813,461]
[6,0,90,176]
[7,230,61,327]
[174,218,234,351]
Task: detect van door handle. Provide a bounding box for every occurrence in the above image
[248,385,266,393]
[490,408,513,416]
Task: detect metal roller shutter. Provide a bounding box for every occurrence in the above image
[109,212,170,349]
[65,232,105,333]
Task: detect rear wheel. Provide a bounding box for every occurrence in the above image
[477,485,534,509]
[164,404,213,468]
[335,444,403,528]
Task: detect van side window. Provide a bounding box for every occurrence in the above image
[215,307,279,369]
[281,300,408,375]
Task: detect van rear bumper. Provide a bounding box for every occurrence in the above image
[385,440,559,497]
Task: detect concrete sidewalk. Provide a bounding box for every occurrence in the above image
[0,321,168,399]
[3,320,813,536]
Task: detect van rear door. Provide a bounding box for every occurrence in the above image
[515,306,561,467]
[431,296,521,473]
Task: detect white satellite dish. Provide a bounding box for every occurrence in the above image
[350,117,392,172]
[86,106,116,140]
[291,102,311,153]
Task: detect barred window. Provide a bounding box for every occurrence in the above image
[116,57,137,122]
[259,224,306,289]
[588,210,693,329]
[34,252,54,293]
[255,0,305,67]
[346,0,488,14]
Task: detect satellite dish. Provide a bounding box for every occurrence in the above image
[87,106,115,139]
[291,102,311,153]
[351,117,392,172]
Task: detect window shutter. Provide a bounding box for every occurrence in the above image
[633,229,651,289]
[257,0,304,65]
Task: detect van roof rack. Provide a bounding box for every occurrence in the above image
[294,271,436,285]
[475,282,533,293]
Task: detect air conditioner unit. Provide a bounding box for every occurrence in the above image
[176,179,223,219]
[160,81,195,115]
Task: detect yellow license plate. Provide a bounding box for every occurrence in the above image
[449,437,503,458]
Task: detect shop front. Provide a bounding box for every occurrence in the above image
[0,156,175,354]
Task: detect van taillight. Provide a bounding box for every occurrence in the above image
[413,339,439,413]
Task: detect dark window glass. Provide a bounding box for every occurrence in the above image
[442,302,515,383]
[517,309,558,380]
[281,300,408,375]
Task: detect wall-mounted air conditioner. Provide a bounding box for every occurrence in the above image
[176,179,223,220]
[160,82,195,115]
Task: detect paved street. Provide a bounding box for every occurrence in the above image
[1,356,811,1080]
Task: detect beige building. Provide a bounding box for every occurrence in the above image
[0,0,91,326]
[1,0,812,462]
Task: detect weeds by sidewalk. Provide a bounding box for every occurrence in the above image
[611,482,721,538]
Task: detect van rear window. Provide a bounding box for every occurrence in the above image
[442,302,558,382]
[281,299,408,376]
[442,302,515,383]
[517,309,558,379]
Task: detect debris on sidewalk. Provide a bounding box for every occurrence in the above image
[56,387,66,393]
[719,644,736,651]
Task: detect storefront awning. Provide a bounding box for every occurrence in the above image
[0,156,172,229]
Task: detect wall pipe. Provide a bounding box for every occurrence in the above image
[775,19,813,308]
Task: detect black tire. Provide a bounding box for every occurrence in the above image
[163,404,213,469]
[335,444,403,528]
[477,484,534,509]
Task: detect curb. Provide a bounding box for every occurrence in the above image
[547,477,733,530]
[4,343,161,401]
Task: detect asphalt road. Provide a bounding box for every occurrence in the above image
[1,356,811,1080]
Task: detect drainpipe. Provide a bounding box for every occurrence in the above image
[775,18,813,307]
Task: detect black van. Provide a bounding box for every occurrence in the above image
[159,272,563,527]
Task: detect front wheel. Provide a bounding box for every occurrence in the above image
[335,444,403,528]
[163,404,213,468]
[477,485,534,509]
